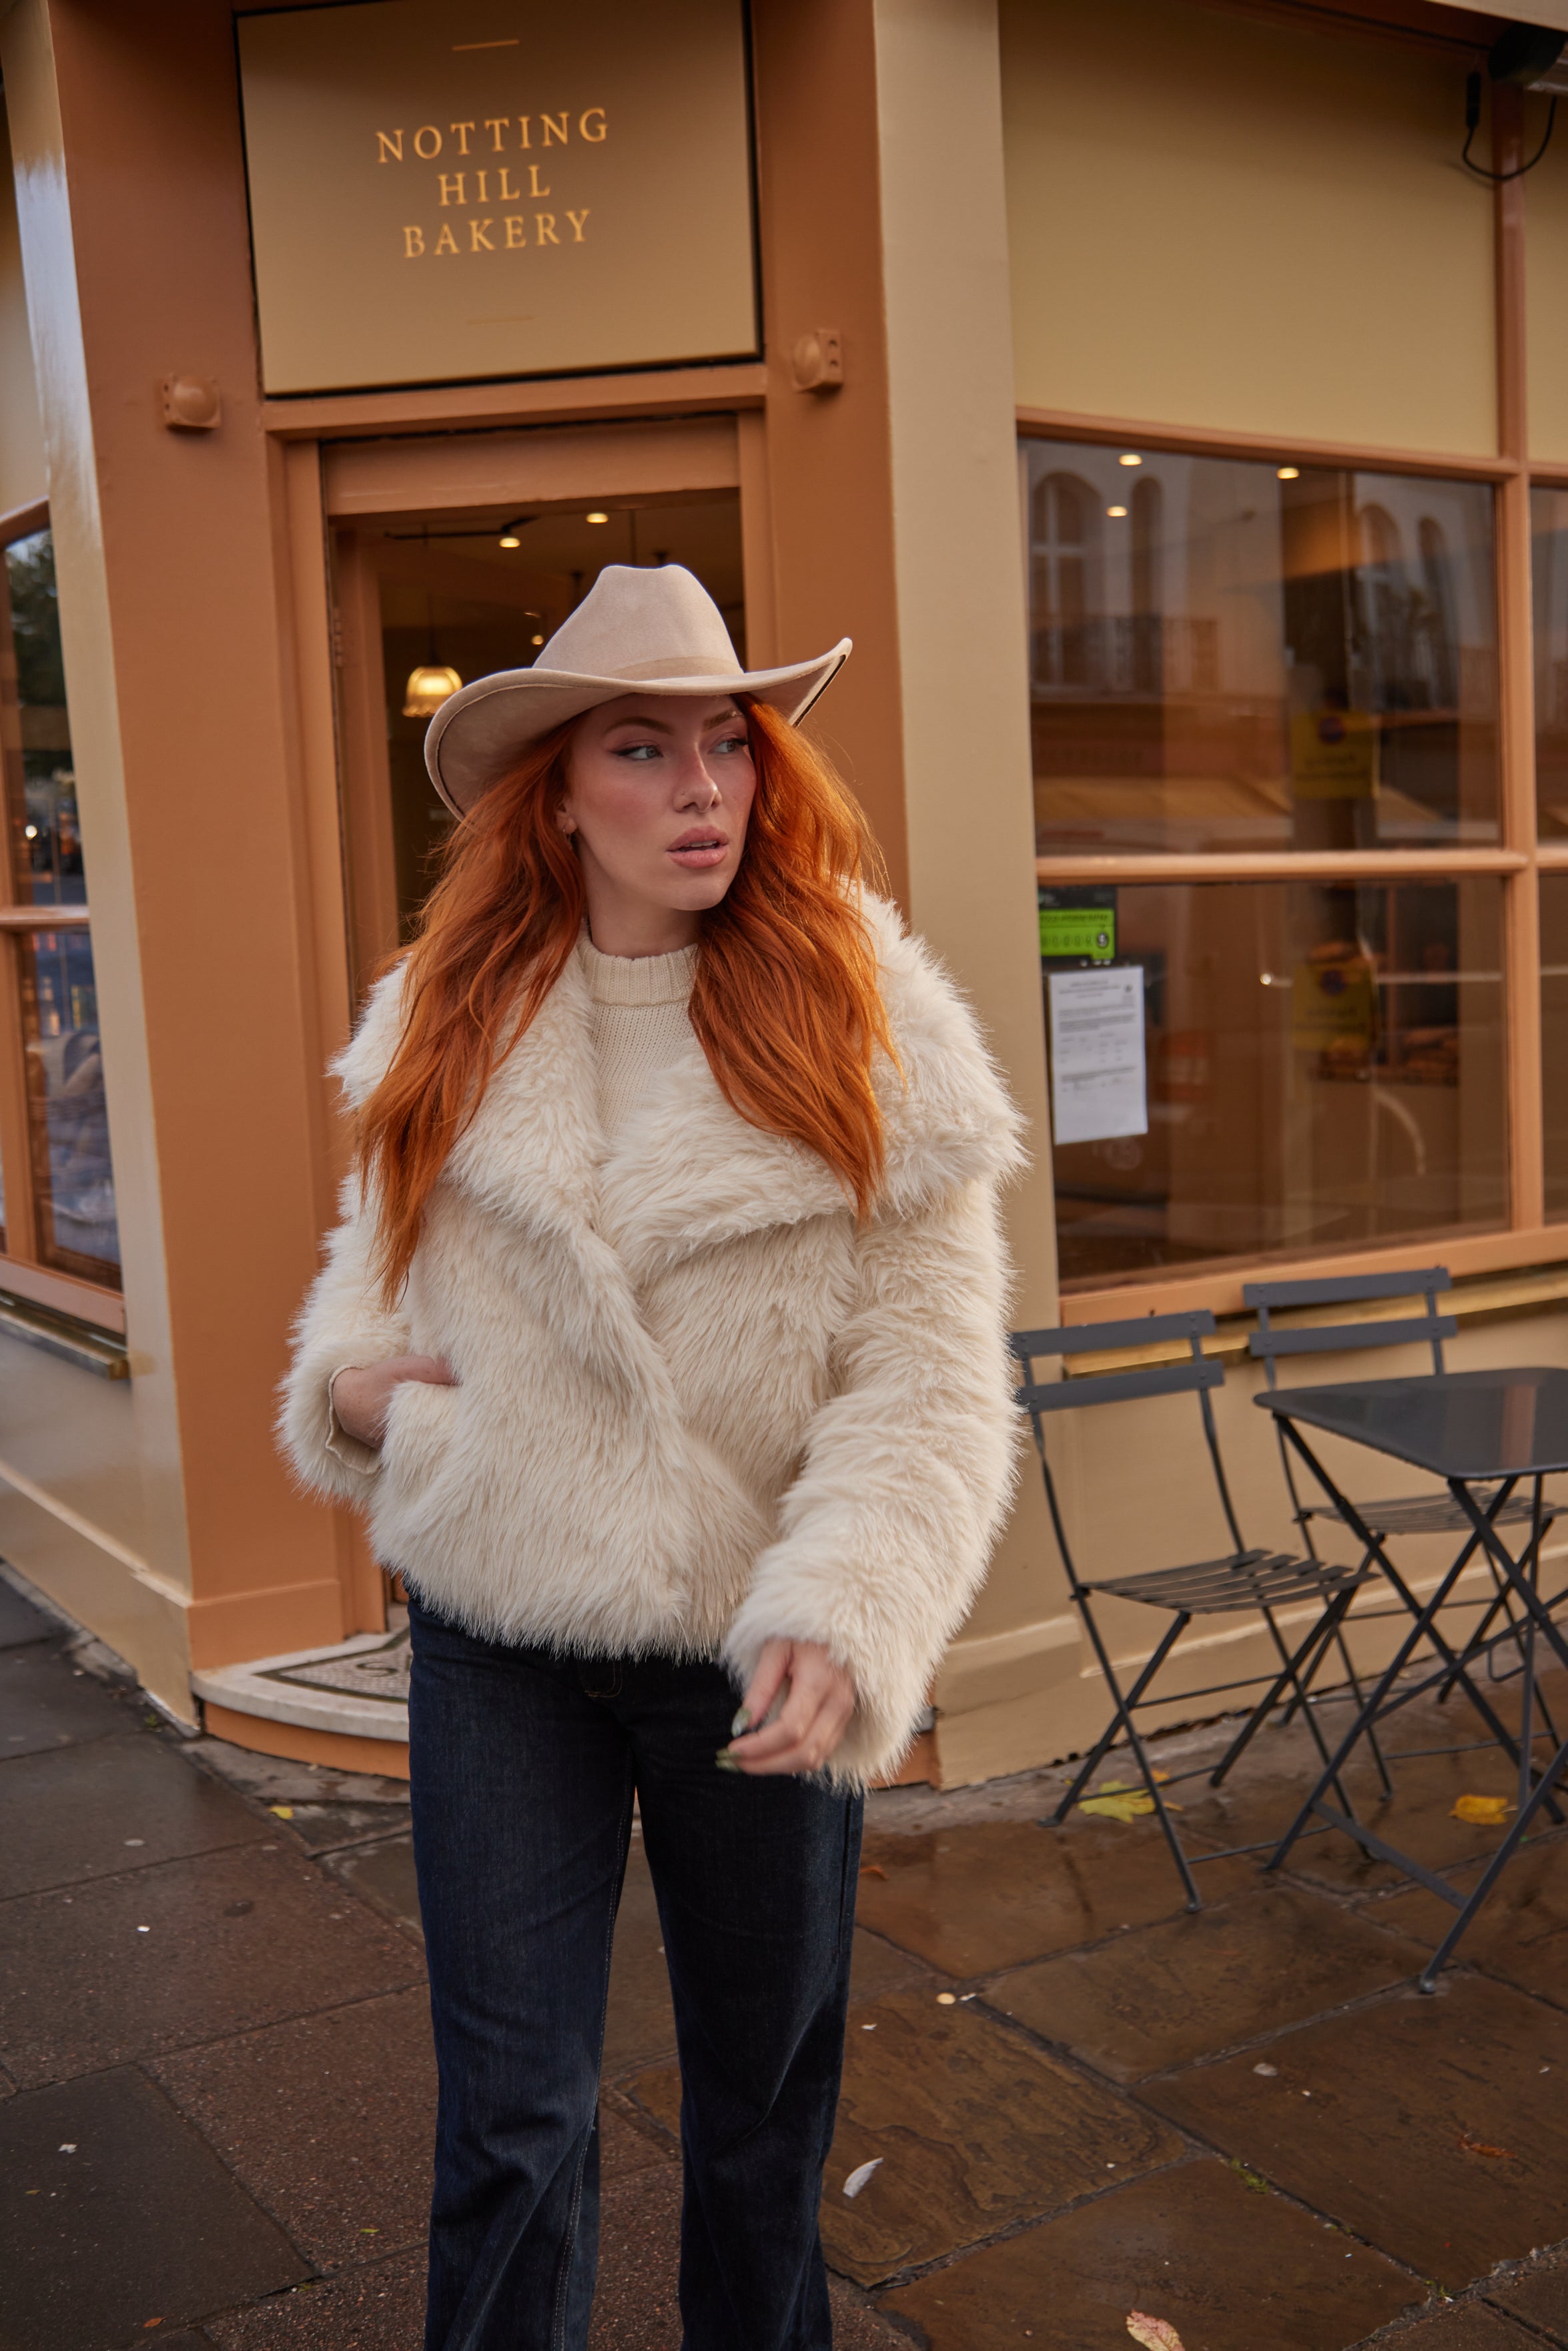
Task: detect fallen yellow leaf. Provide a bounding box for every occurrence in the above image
[1127,2314,1185,2350]
[1452,1795,1512,1826]
[1080,1774,1180,1824]
[1082,1787,1156,1822]
[268,1804,296,1820]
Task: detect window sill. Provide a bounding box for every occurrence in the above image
[0,1289,129,1378]
[1060,1226,1568,1326]
[0,1255,125,1334]
[1062,1259,1568,1378]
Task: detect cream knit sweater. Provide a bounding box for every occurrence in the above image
[577,931,699,1150]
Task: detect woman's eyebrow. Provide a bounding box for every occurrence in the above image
[602,707,743,736]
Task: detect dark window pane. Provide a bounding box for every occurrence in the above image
[5,530,83,907]
[1026,442,1500,855]
[19,924,119,1283]
[1540,876,1568,1221]
[0,527,120,1291]
[1048,878,1507,1289]
[1534,486,1568,842]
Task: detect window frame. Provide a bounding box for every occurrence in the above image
[1020,86,1568,1323]
[0,496,123,1336]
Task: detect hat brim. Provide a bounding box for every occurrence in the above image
[425,641,852,816]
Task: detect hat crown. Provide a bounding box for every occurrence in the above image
[535,563,742,685]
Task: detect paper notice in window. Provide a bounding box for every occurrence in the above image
[1048,967,1148,1146]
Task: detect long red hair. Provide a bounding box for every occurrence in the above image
[356,697,895,1299]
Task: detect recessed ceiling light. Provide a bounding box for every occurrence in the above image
[530,634,544,647]
[1107,505,1128,519]
[585,511,610,524]
[1118,452,1142,466]
[498,533,521,549]
[1277,466,1300,480]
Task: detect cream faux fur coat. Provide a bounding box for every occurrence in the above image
[280,896,1024,1783]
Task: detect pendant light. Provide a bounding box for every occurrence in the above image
[402,526,462,718]
[402,661,463,719]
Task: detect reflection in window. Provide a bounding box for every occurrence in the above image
[1030,471,1098,688]
[1418,518,1459,711]
[1025,442,1500,855]
[0,527,119,1289]
[20,926,118,1281]
[5,532,83,906]
[1047,878,1507,1288]
[1540,876,1568,1221]
[1534,488,1568,841]
[1130,474,1163,694]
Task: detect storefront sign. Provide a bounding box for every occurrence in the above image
[236,0,757,394]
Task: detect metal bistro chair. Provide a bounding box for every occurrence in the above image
[1011,1311,1370,1909]
[1245,1265,1567,1783]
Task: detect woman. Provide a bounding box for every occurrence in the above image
[282,563,1022,2351]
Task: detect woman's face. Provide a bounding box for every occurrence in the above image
[557,693,756,936]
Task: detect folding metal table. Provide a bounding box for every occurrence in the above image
[1254,1366,1568,1990]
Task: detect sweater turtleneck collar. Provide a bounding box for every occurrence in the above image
[576,930,699,1009]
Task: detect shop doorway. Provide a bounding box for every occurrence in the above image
[324,420,751,991]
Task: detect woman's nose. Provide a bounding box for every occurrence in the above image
[675,753,723,806]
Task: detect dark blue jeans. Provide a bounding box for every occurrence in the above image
[406,1596,863,2351]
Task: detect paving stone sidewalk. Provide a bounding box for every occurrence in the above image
[4,1560,1568,2350]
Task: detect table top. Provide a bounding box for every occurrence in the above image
[1256,1367,1568,1480]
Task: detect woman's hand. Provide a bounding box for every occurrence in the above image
[721,1638,857,1777]
[332,1355,458,1449]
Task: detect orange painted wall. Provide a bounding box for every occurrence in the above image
[45,0,357,1666]
[751,0,910,907]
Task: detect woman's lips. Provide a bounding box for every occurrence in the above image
[668,837,729,870]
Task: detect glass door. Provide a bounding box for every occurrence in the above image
[326,428,747,986]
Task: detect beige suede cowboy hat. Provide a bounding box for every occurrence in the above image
[425,563,851,816]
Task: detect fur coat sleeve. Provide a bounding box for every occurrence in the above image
[720,913,1025,1782]
[720,1172,1018,1783]
[278,970,416,1498]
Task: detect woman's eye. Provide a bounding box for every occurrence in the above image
[714,735,750,755]
[614,742,661,761]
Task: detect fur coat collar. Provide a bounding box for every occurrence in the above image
[336,892,1022,1308]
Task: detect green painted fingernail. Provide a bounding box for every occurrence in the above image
[731,1707,752,1736]
[715,1751,743,1773]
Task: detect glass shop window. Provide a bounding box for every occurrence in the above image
[0,523,120,1293]
[1541,876,1568,1221]
[1044,878,1507,1289]
[1026,443,1501,857]
[1535,487,1568,842]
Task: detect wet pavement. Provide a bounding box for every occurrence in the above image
[4,1563,1568,2350]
